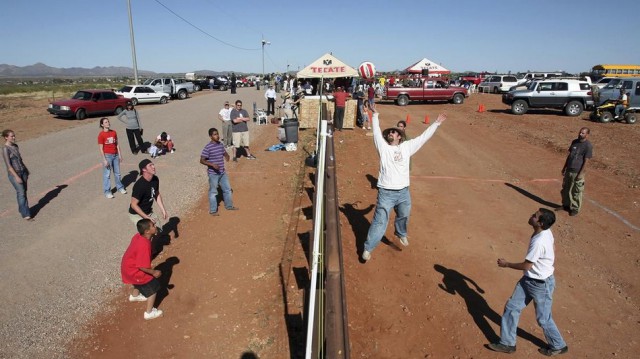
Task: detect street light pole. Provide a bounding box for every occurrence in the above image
[127,0,139,84]
[261,37,270,85]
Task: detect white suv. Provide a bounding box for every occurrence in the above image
[502,79,594,116]
[478,75,520,93]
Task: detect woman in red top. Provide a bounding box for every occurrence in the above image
[98,118,126,198]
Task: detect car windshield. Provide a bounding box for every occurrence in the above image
[603,79,622,89]
[119,86,133,92]
[142,79,153,85]
[71,91,93,100]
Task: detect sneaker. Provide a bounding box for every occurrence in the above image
[143,307,163,320]
[569,210,579,217]
[209,212,220,216]
[362,250,371,261]
[397,235,409,247]
[119,188,127,194]
[170,149,175,153]
[247,155,257,160]
[538,346,568,356]
[487,343,516,354]
[129,294,147,302]
[226,206,239,211]
[233,157,238,162]
[105,193,114,199]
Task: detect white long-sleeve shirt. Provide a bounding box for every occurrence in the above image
[264,88,276,99]
[371,113,440,190]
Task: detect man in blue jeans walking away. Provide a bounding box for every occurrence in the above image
[488,208,568,356]
[361,108,446,262]
[200,128,238,216]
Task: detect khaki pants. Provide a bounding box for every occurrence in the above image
[128,212,163,231]
[561,171,585,213]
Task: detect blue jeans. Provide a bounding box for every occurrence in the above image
[364,187,411,252]
[103,154,124,195]
[8,171,31,218]
[208,172,233,213]
[500,275,566,349]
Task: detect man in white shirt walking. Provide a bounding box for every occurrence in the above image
[488,208,568,356]
[362,108,446,262]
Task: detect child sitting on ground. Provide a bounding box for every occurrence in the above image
[148,132,175,158]
[120,218,164,320]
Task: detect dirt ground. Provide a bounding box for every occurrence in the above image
[2,91,639,358]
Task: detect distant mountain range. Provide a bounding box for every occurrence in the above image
[0,63,234,78]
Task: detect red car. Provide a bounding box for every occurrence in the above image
[48,89,128,120]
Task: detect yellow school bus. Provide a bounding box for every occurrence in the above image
[591,64,640,78]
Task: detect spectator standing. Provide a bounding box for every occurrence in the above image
[331,86,350,131]
[117,102,145,155]
[128,159,168,229]
[200,128,238,216]
[208,77,214,91]
[230,100,257,161]
[560,127,593,216]
[120,218,164,320]
[218,101,233,147]
[367,82,376,108]
[354,85,366,127]
[362,110,446,262]
[488,208,568,356]
[98,118,126,198]
[230,72,237,94]
[2,129,32,220]
[265,85,277,115]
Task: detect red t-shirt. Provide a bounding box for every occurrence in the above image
[333,91,349,108]
[98,130,118,155]
[121,233,153,285]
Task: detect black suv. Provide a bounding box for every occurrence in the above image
[502,79,594,116]
[192,76,229,91]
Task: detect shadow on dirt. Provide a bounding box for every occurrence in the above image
[121,170,138,188]
[434,264,547,347]
[505,183,560,208]
[153,256,179,307]
[151,216,181,259]
[30,184,67,217]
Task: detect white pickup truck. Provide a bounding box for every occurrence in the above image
[143,78,194,100]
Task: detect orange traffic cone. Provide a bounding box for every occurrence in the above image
[424,115,430,124]
[477,104,485,113]
[406,114,411,123]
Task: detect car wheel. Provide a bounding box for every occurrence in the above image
[565,101,583,116]
[177,90,187,100]
[75,108,86,120]
[396,95,409,106]
[114,106,124,115]
[194,84,201,92]
[452,94,464,104]
[493,87,499,94]
[131,98,139,106]
[159,96,168,104]
[599,111,613,123]
[220,85,227,91]
[511,100,528,115]
[625,113,637,124]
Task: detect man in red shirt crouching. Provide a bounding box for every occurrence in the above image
[121,218,164,320]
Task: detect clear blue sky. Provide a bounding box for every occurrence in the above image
[1,0,639,75]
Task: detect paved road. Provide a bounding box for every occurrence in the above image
[0,87,274,358]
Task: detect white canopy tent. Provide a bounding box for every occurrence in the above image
[405,57,450,75]
[297,52,359,78]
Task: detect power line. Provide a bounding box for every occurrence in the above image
[153,0,260,51]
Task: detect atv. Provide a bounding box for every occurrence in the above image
[589,99,637,124]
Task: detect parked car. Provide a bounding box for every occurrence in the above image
[47,89,127,120]
[142,78,194,99]
[115,85,170,105]
[502,78,594,116]
[382,78,468,106]
[593,77,617,89]
[478,75,520,93]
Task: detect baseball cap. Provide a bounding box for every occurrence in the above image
[224,101,229,105]
[138,158,152,172]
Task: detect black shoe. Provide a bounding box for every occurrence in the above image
[538,346,568,356]
[487,343,516,354]
[569,210,579,216]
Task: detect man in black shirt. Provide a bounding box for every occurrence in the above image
[129,159,168,228]
[560,127,593,216]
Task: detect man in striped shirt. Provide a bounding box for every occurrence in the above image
[200,128,238,216]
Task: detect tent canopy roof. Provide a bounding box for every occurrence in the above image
[405,58,450,74]
[297,53,359,78]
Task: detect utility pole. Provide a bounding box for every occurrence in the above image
[127,0,139,84]
[261,36,270,84]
